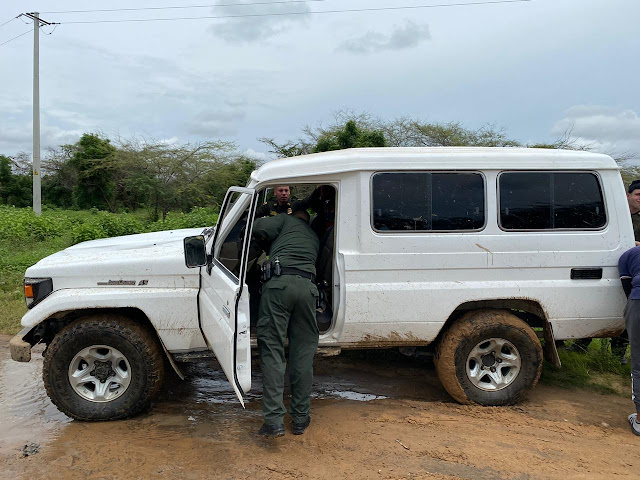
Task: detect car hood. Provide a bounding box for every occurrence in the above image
[25,228,208,290]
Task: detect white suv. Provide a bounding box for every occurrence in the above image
[10,147,629,420]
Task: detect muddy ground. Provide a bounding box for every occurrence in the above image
[1,335,638,480]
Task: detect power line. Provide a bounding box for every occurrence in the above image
[42,0,328,15]
[0,28,33,47]
[54,0,534,25]
[0,16,19,29]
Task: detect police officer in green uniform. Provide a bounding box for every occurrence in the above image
[251,209,320,438]
[255,185,296,217]
[255,185,320,218]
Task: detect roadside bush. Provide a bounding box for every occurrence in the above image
[0,205,67,240]
[70,223,109,244]
[94,211,144,237]
[149,207,218,231]
[70,211,144,245]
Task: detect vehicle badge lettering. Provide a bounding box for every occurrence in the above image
[97,280,137,286]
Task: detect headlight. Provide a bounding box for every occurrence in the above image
[24,278,53,309]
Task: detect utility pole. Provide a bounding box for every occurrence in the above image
[22,12,55,215]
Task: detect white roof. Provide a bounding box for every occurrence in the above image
[249,147,618,184]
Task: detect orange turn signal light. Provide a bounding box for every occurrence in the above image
[24,284,34,298]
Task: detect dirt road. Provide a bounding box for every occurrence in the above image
[0,335,638,479]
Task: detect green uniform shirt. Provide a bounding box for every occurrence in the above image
[255,200,294,217]
[253,214,319,275]
[255,192,318,218]
[632,212,640,242]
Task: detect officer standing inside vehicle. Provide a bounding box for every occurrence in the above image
[251,209,320,438]
[255,185,320,218]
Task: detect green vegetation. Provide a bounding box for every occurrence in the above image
[542,339,631,396]
[1,134,255,218]
[0,205,218,335]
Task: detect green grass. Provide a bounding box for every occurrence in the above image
[0,205,218,335]
[541,339,631,396]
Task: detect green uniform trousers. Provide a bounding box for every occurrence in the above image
[257,275,319,426]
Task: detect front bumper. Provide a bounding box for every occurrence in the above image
[9,328,32,362]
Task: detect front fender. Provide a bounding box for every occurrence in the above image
[22,287,206,352]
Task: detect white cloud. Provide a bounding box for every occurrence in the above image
[208,0,311,43]
[338,21,431,55]
[188,109,247,137]
[0,121,82,154]
[552,106,640,159]
[244,148,271,162]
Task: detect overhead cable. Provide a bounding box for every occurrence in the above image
[42,0,328,14]
[54,0,534,25]
[0,16,19,29]
[0,28,33,47]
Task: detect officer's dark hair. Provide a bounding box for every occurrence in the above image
[629,180,640,194]
[293,209,310,224]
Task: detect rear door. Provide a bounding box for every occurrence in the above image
[199,187,257,405]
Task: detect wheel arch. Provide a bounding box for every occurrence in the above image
[29,307,185,380]
[436,298,560,368]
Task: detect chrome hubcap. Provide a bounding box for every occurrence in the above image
[68,345,131,402]
[466,338,521,391]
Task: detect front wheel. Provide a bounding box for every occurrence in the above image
[43,315,165,421]
[434,309,543,406]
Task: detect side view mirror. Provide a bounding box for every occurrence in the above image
[183,235,207,268]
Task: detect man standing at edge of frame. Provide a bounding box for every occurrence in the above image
[618,245,640,436]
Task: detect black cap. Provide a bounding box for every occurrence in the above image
[629,180,640,193]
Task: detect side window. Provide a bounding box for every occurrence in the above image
[214,192,251,279]
[372,172,485,232]
[499,172,606,230]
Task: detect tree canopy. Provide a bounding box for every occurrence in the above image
[2,112,636,212]
[1,134,256,217]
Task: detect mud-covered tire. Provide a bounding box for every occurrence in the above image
[43,315,165,421]
[434,309,542,406]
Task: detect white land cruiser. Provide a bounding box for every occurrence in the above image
[10,147,630,421]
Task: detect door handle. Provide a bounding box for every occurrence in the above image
[222,305,231,317]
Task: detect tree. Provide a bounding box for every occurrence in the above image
[67,134,117,211]
[260,111,520,157]
[42,146,77,208]
[0,153,33,207]
[313,120,386,152]
[107,137,255,220]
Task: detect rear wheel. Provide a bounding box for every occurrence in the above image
[435,309,542,406]
[43,315,165,421]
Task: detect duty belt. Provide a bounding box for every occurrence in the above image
[279,267,315,283]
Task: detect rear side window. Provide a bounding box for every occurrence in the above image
[372,172,485,231]
[499,172,606,230]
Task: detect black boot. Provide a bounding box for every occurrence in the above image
[292,417,311,435]
[256,423,285,438]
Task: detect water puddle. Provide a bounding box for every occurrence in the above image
[0,335,431,461]
[320,390,388,401]
[0,338,71,456]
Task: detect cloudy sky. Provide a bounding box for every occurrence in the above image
[1,0,638,162]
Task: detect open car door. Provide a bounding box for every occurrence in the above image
[199,187,257,406]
